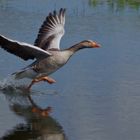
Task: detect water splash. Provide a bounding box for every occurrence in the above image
[0,75,30,95]
[0,75,58,96]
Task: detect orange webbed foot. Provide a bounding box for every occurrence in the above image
[43,77,56,84]
[26,76,56,90]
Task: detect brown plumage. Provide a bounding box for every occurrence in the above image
[0,35,51,60]
[0,8,100,91]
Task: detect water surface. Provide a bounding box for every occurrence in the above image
[0,0,140,140]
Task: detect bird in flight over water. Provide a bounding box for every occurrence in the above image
[0,8,101,91]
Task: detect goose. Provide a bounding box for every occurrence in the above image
[0,8,100,90]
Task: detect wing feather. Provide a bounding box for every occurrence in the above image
[0,35,51,61]
[34,8,66,50]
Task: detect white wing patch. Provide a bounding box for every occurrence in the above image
[34,8,66,50]
[0,34,52,60]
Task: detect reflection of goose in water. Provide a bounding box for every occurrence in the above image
[0,90,67,140]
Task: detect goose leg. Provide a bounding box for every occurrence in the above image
[27,76,56,90]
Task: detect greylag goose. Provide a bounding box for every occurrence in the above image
[0,8,100,90]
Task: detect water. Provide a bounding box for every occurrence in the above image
[0,0,140,140]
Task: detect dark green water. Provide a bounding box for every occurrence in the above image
[0,0,140,140]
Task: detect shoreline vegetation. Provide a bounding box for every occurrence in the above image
[89,0,140,10]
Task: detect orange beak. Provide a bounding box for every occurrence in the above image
[91,42,101,48]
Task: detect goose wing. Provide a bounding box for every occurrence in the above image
[34,8,66,50]
[0,35,52,61]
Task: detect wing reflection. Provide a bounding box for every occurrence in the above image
[0,87,67,140]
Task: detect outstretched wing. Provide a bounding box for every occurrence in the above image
[34,8,66,50]
[0,35,52,61]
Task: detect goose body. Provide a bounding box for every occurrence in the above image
[0,8,100,90]
[16,50,73,79]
